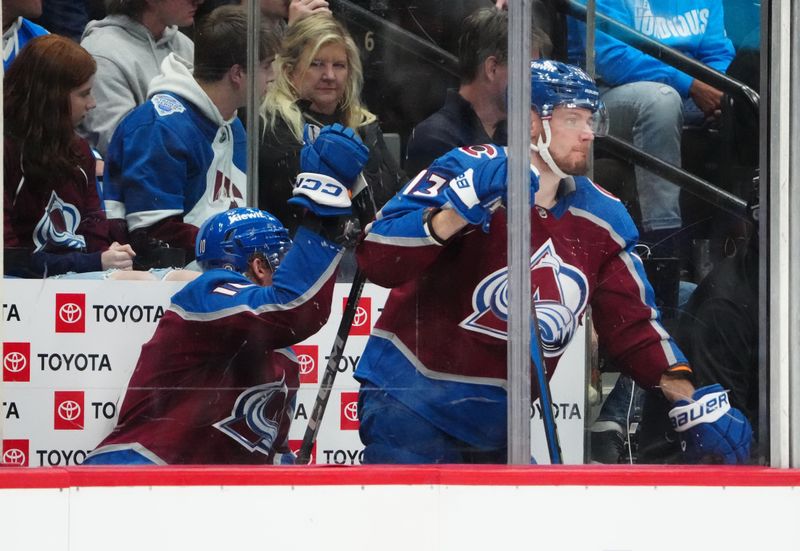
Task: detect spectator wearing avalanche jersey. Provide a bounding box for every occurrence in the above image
[4,35,134,278]
[568,0,735,255]
[103,6,278,264]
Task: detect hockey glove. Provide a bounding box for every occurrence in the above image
[442,156,507,231]
[289,123,370,217]
[668,384,752,464]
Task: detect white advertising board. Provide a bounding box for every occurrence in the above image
[1,279,585,466]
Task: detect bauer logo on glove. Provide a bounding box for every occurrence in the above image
[669,388,730,431]
[442,156,508,231]
[668,384,752,464]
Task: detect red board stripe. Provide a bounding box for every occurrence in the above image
[1,465,799,490]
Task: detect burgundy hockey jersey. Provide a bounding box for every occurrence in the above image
[354,145,690,448]
[88,227,342,464]
[4,136,115,276]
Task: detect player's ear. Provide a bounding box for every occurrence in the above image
[530,108,543,140]
[247,256,273,286]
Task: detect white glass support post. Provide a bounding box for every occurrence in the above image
[767,0,792,468]
[507,0,533,465]
[246,0,261,206]
[585,0,596,77]
[788,0,799,468]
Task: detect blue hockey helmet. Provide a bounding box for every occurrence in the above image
[530,59,608,135]
[195,208,292,273]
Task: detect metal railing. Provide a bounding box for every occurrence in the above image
[563,0,759,112]
[562,0,756,219]
[330,0,755,219]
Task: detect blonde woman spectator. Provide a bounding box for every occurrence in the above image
[259,13,404,234]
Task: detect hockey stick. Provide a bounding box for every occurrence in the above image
[296,268,367,464]
[531,299,563,464]
[296,173,377,465]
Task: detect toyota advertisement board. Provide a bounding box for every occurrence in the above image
[1,280,585,466]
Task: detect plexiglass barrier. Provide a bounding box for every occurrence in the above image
[1,0,768,468]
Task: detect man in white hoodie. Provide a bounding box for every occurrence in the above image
[103,5,278,264]
[79,0,201,157]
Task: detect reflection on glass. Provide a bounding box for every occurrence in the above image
[2,0,765,468]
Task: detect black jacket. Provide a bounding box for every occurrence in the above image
[404,89,507,177]
[258,101,405,235]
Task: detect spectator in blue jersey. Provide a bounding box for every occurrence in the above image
[404,6,552,177]
[3,0,48,71]
[84,125,369,465]
[354,60,751,465]
[258,13,404,235]
[103,6,277,268]
[79,0,200,157]
[568,0,735,256]
[4,35,134,278]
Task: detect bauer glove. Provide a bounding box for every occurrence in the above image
[289,123,370,217]
[668,384,752,464]
[442,157,539,232]
[442,156,507,231]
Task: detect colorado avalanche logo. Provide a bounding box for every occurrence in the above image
[213,377,292,456]
[460,239,589,357]
[32,190,86,253]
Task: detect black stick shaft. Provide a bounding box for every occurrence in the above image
[296,269,368,465]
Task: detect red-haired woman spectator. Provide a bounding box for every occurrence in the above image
[4,34,134,278]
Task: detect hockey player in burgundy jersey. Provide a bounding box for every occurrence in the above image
[354,60,752,464]
[84,123,369,465]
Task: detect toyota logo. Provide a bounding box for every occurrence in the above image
[3,352,27,373]
[58,400,82,421]
[343,400,359,422]
[352,306,368,327]
[58,302,83,324]
[291,444,313,464]
[2,448,26,465]
[297,354,315,375]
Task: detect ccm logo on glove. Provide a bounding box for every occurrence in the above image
[669,389,730,432]
[296,173,348,201]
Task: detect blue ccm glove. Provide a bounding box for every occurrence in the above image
[668,384,752,464]
[289,123,370,217]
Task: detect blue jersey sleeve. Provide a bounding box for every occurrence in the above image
[357,145,507,288]
[103,106,190,230]
[170,227,343,349]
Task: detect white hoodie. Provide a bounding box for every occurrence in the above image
[79,15,194,156]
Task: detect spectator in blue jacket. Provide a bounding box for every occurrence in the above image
[3,0,49,71]
[569,0,735,254]
[102,6,277,266]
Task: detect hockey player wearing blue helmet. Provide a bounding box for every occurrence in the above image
[354,60,752,465]
[85,123,369,465]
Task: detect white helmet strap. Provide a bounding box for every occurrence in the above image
[530,119,568,180]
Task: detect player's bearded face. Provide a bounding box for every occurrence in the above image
[546,107,595,175]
